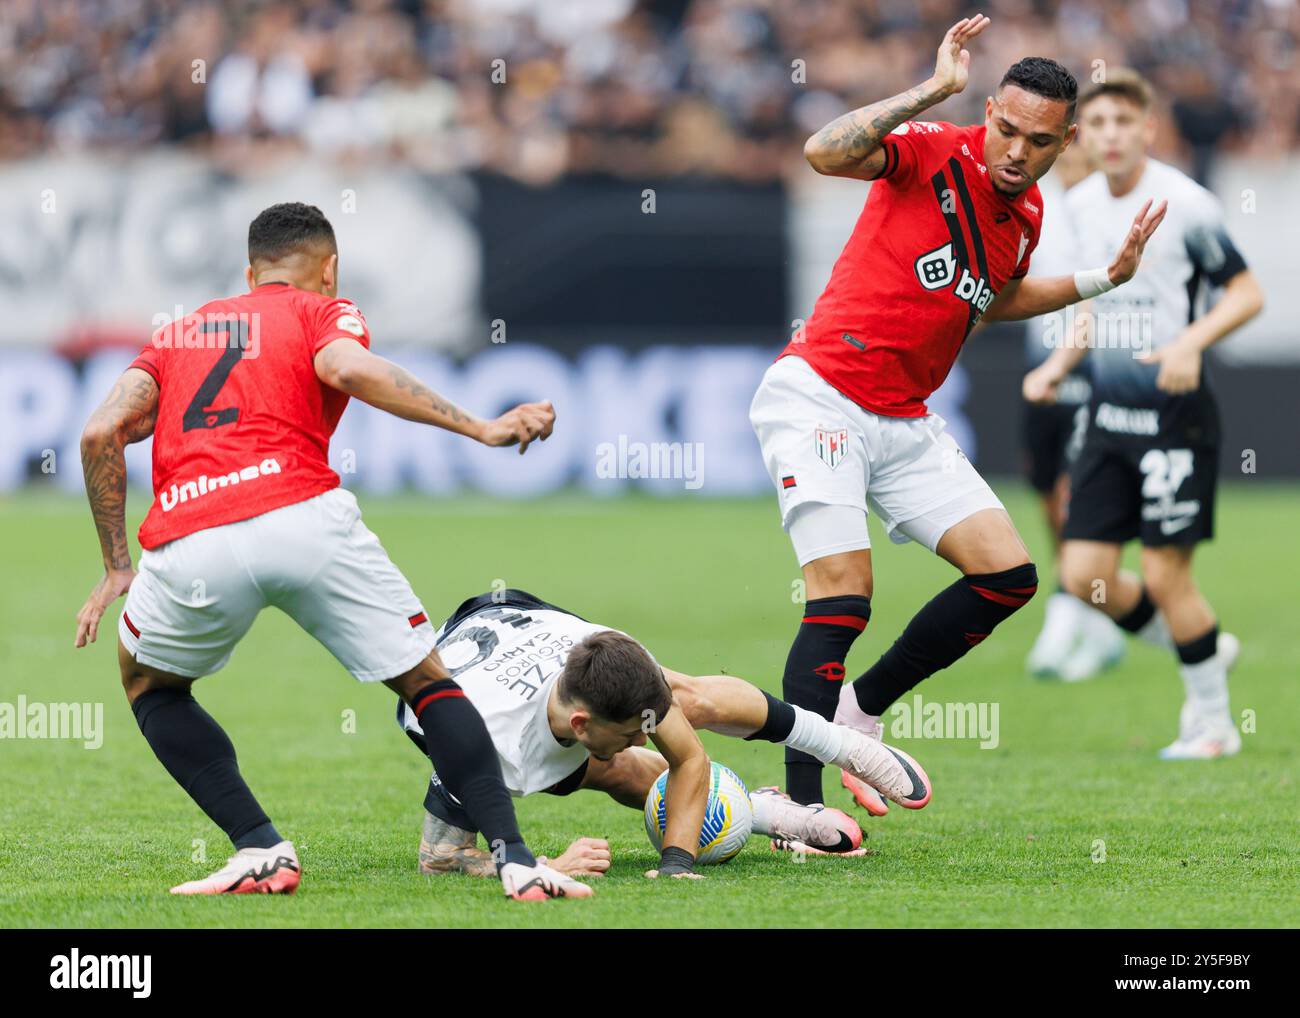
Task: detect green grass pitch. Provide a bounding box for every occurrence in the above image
[1,483,1296,928]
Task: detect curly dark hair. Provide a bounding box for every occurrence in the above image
[999,57,1078,122]
[247,202,337,264]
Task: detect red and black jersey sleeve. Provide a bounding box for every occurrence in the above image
[305,295,373,358]
[875,121,960,190]
[129,336,162,384]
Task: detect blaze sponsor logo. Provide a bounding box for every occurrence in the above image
[914,243,997,314]
[159,457,282,512]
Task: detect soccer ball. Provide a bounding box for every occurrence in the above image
[644,761,753,864]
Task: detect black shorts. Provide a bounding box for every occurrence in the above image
[1022,400,1087,494]
[1062,399,1219,547]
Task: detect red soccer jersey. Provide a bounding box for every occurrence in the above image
[784,121,1044,417]
[129,282,371,549]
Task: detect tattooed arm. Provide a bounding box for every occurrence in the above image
[803,15,990,179]
[74,367,159,648]
[314,338,555,454]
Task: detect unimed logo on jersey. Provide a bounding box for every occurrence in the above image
[913,243,996,314]
[159,457,282,512]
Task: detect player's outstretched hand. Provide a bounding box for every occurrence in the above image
[1107,198,1168,286]
[480,400,555,454]
[1139,340,1203,395]
[546,837,612,878]
[74,567,135,648]
[932,14,991,97]
[1022,364,1061,405]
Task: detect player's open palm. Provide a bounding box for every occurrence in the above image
[74,567,135,648]
[1108,199,1168,286]
[933,14,990,96]
[547,837,611,877]
[481,400,555,454]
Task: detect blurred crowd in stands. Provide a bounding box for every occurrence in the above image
[2,0,1297,183]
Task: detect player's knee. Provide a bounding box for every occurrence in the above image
[387,652,451,701]
[1059,548,1111,603]
[1141,551,1194,606]
[803,554,873,599]
[965,561,1039,614]
[1058,565,1095,603]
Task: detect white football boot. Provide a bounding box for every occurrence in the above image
[1159,632,1242,760]
[833,684,890,815]
[499,861,593,900]
[752,787,865,856]
[1158,705,1242,760]
[170,840,300,895]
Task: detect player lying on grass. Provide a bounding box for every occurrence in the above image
[396,590,932,880]
[74,202,578,902]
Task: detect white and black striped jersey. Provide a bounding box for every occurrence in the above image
[1065,159,1247,410]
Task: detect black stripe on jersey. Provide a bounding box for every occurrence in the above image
[947,158,989,280]
[883,140,898,178]
[1185,264,1204,326]
[930,169,970,269]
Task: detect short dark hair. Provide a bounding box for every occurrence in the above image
[999,57,1078,122]
[557,631,673,726]
[248,202,337,264]
[1078,67,1153,114]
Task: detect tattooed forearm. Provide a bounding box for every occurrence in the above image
[386,363,471,426]
[418,811,497,878]
[80,369,158,571]
[805,80,948,176]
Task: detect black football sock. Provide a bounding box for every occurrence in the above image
[1115,588,1157,633]
[1176,624,1218,666]
[743,691,796,744]
[410,679,535,869]
[781,595,871,804]
[131,688,278,849]
[853,564,1038,716]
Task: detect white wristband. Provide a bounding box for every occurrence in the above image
[1074,267,1116,300]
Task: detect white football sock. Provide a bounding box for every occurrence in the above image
[1079,598,1123,644]
[782,704,845,766]
[749,793,778,835]
[1179,654,1230,716]
[1042,591,1083,643]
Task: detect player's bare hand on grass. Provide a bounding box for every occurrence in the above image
[480,400,555,454]
[930,14,990,97]
[74,567,135,647]
[544,837,611,877]
[1107,199,1168,286]
[1140,339,1203,394]
[1022,364,1063,405]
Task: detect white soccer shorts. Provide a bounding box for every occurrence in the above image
[118,488,437,681]
[749,354,1005,565]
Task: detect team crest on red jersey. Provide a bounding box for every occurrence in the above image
[814,427,849,470]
